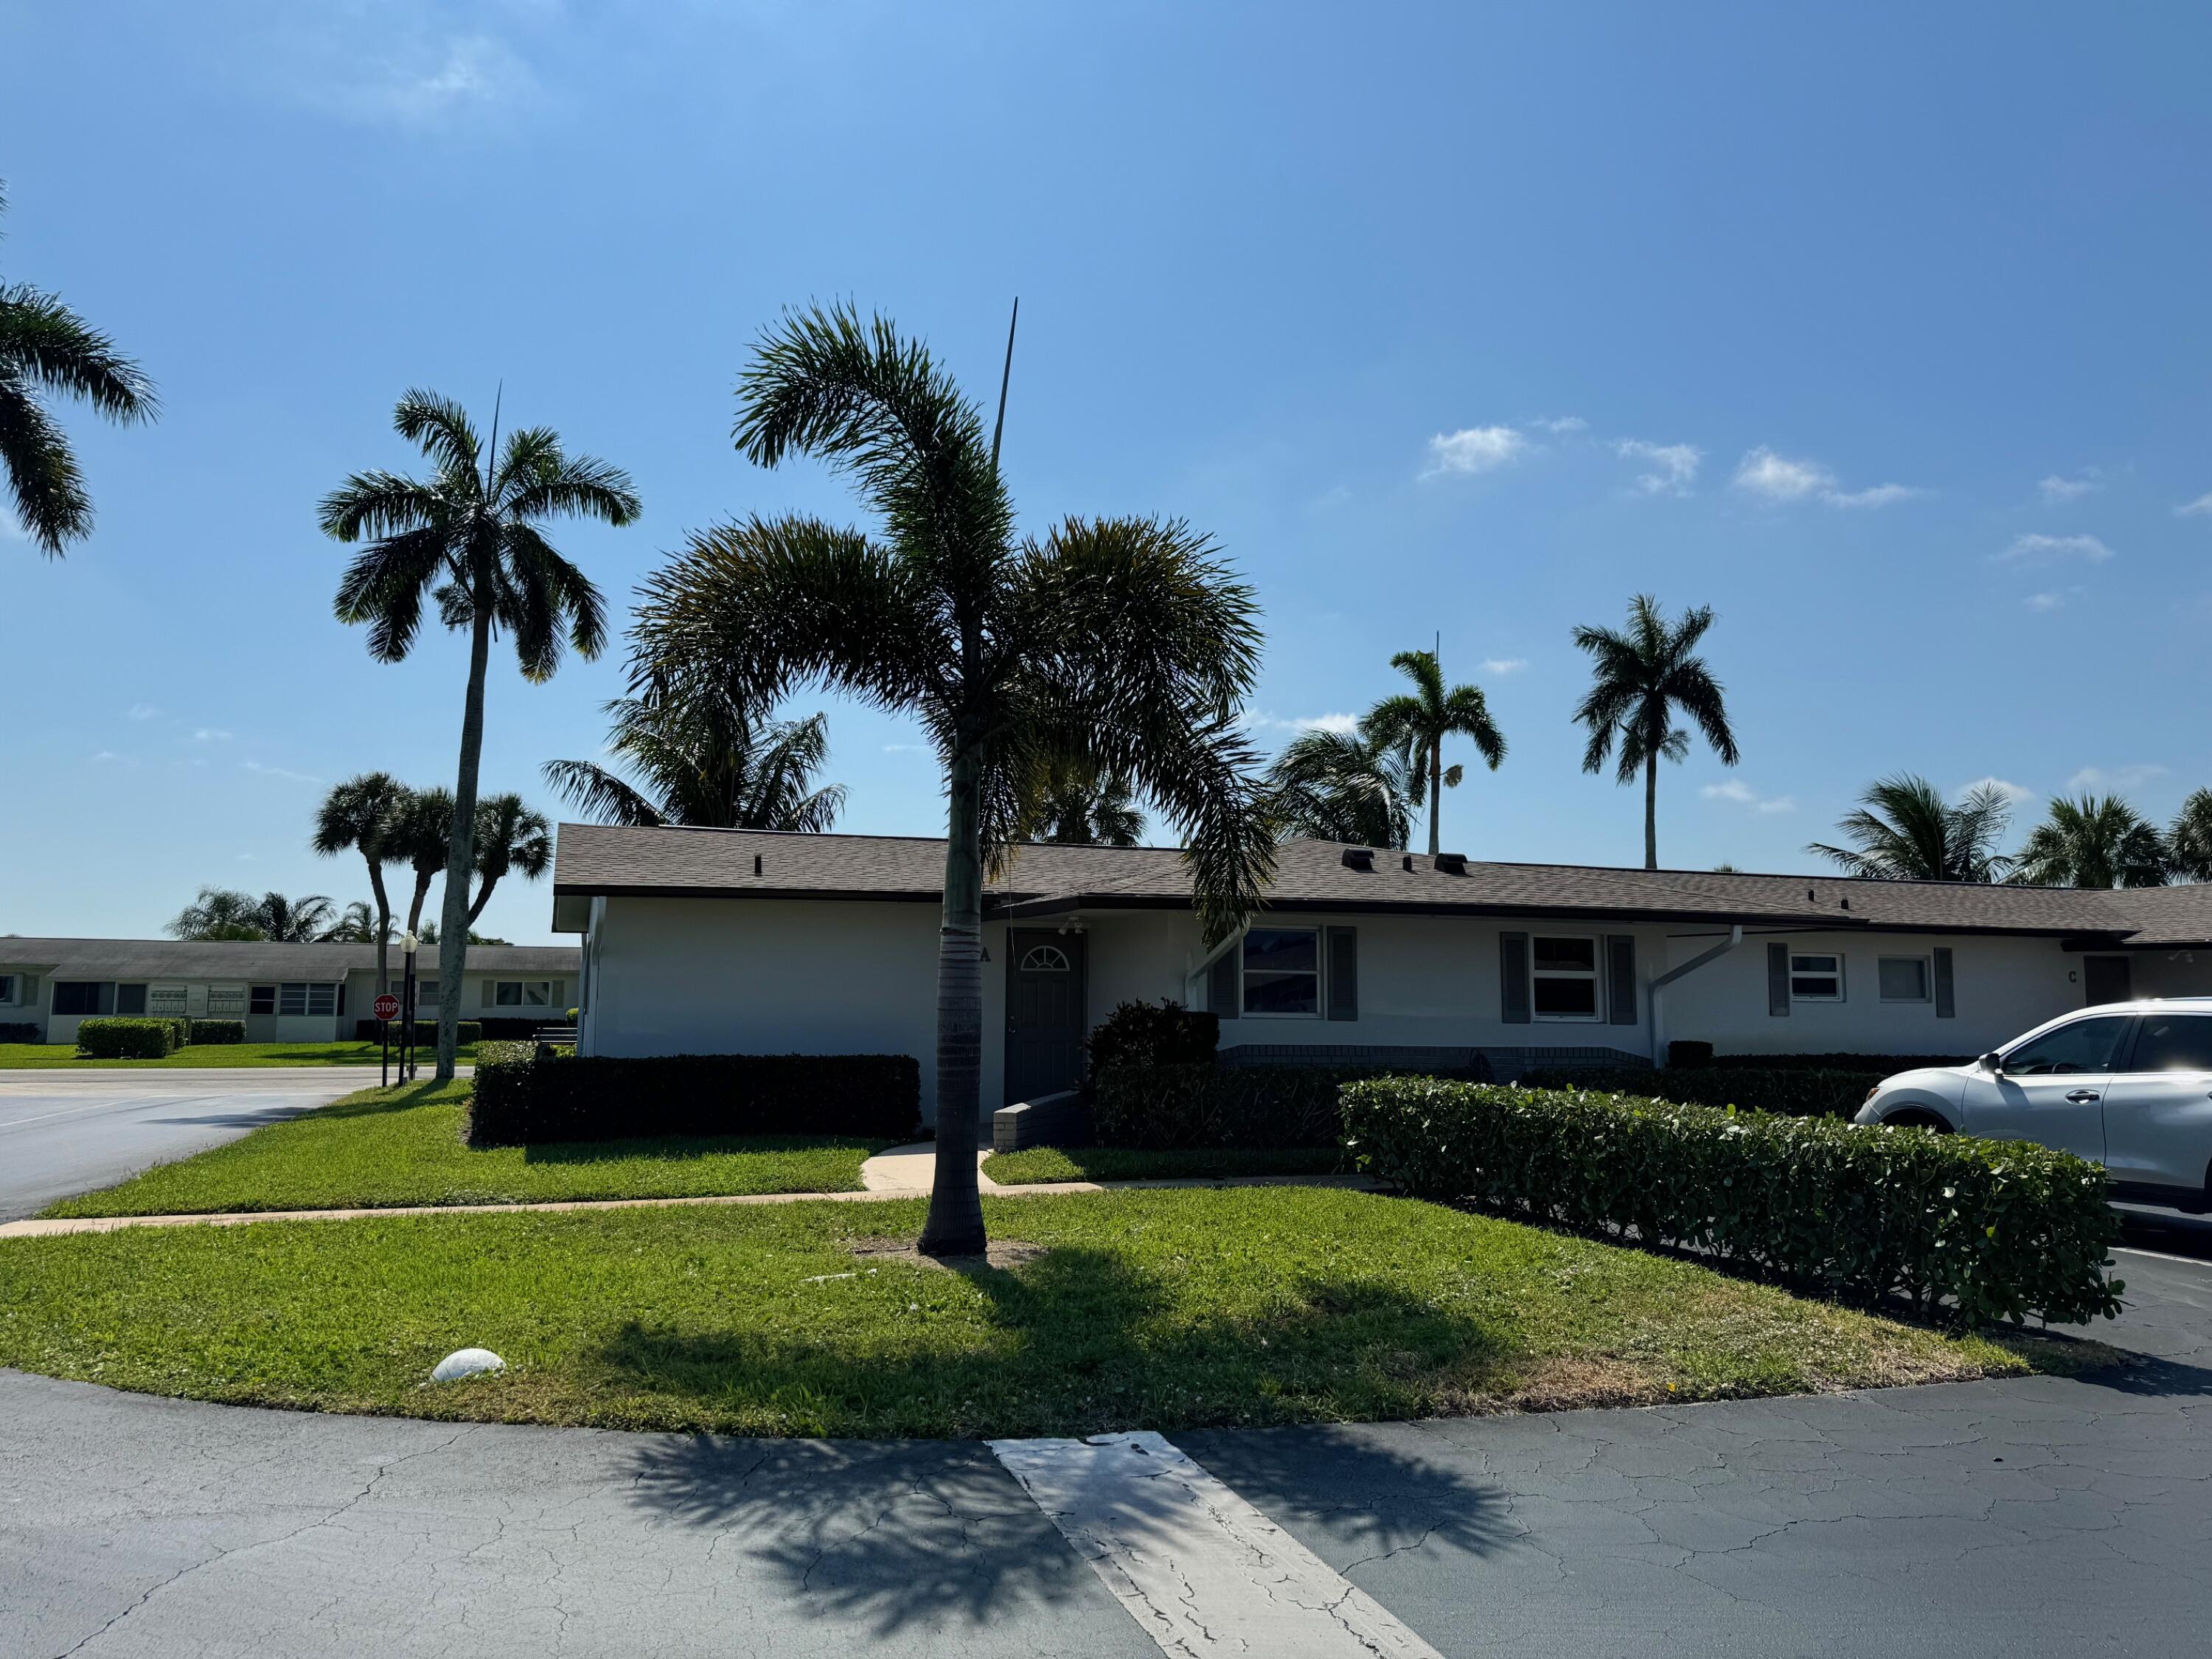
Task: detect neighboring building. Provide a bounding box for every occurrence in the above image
[551,824,2212,1121]
[0,939,580,1046]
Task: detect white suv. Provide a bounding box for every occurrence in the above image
[1854,998,2212,1211]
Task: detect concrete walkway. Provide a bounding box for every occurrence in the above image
[860,1140,1004,1194]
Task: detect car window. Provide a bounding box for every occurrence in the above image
[2125,1015,2212,1072]
[2003,1015,2130,1075]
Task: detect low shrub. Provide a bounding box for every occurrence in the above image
[188,1020,247,1045]
[1085,1001,1219,1075]
[1093,1061,1452,1150]
[355,1019,483,1045]
[1340,1077,2123,1327]
[75,1018,175,1060]
[467,1049,922,1148]
[1524,1065,1882,1121]
[1702,1051,1975,1074]
[0,1023,40,1043]
[1666,1040,1714,1068]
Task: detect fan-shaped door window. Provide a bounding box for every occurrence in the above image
[1019,945,1071,973]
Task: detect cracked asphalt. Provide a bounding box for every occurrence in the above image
[7,1224,2212,1656]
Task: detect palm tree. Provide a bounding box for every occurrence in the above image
[1571,594,1740,870]
[1,184,158,556]
[254,891,339,943]
[2009,795,2168,888]
[466,793,552,925]
[1361,649,1505,856]
[386,786,457,943]
[2169,788,2212,883]
[324,901,379,942]
[1263,728,1415,850]
[321,391,639,1081]
[543,684,846,831]
[312,771,408,1004]
[1807,774,2015,882]
[1023,762,1144,846]
[165,887,267,941]
[631,304,1274,1256]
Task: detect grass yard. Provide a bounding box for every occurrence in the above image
[0,1041,480,1069]
[0,1188,2100,1439]
[41,1079,888,1217]
[985,1145,1346,1185]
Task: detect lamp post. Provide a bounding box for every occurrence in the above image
[400,930,420,1082]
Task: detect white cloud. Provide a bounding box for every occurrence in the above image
[1296,712,1361,736]
[91,750,122,764]
[2039,470,2102,504]
[1825,482,1919,508]
[1616,439,1701,496]
[281,21,540,130]
[1479,658,1528,675]
[1732,447,1914,508]
[1958,776,2034,805]
[882,743,931,754]
[1422,425,1526,478]
[1997,532,2115,566]
[125,703,161,721]
[1304,484,1353,513]
[2177,492,2212,518]
[2067,764,2168,792]
[193,726,235,742]
[1533,415,1587,434]
[2023,591,2070,612]
[243,759,320,785]
[1702,779,1795,814]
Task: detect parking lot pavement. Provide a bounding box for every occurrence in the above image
[0,1069,360,1221]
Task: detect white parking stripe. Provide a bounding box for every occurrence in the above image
[990,1430,1444,1658]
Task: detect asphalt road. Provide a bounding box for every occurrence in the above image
[0,1069,360,1221]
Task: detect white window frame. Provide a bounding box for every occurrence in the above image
[1530,933,1604,1022]
[1789,952,1846,1004]
[1240,926,1323,1020]
[1877,954,1931,1004]
[493,979,556,1008]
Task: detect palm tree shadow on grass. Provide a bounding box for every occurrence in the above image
[518,1134,888,1168]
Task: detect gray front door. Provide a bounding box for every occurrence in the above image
[1005,930,1087,1105]
[2084,955,2133,1006]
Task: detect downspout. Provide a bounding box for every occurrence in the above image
[1646,925,1742,1064]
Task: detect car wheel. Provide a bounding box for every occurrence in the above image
[1882,1107,1952,1133]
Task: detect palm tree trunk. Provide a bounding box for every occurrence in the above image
[919,741,988,1257]
[1427,740,1441,857]
[434,599,492,1082]
[364,856,392,1024]
[1644,751,1659,871]
[465,873,497,926]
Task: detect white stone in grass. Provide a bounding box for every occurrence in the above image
[431,1348,506,1382]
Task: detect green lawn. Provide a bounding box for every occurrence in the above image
[0,1041,480,1069]
[985,1145,1346,1185]
[41,1079,888,1217]
[0,1188,2096,1439]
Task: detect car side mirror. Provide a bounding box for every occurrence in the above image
[1980,1051,2003,1074]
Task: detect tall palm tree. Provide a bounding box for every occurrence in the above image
[466,793,552,925]
[1807,774,2015,882]
[386,786,457,943]
[321,391,639,1080]
[543,684,845,831]
[1,184,158,556]
[165,887,268,941]
[1361,649,1505,856]
[1263,728,1415,851]
[1571,594,1739,870]
[632,304,1274,1256]
[2009,795,2168,888]
[1023,762,1144,846]
[312,771,407,1004]
[2168,788,2212,883]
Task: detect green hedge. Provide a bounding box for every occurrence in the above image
[1086,1001,1220,1074]
[1703,1051,1974,1074]
[189,1020,246,1046]
[467,1048,921,1148]
[1093,1062,1422,1151]
[1524,1065,1883,1121]
[1340,1077,2123,1327]
[76,1018,176,1060]
[0,1023,39,1043]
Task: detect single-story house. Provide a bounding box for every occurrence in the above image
[550,824,2212,1121]
[0,939,581,1046]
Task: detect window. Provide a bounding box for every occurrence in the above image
[1531,936,1600,1020]
[2126,1015,2212,1073]
[1877,956,1930,1004]
[116,983,148,1015]
[388,978,439,1007]
[0,975,15,1004]
[1242,928,1319,1016]
[1790,953,1844,1002]
[53,981,113,1017]
[1017,947,1070,973]
[275,983,337,1018]
[493,980,555,1006]
[2003,1015,2129,1076]
[249,985,276,1015]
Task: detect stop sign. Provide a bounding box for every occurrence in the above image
[373,993,401,1022]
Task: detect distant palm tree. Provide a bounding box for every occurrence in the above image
[543,684,845,831]
[255,891,339,943]
[2010,795,2168,888]
[466,793,552,925]
[1264,728,1415,851]
[164,887,267,942]
[1024,762,1144,846]
[1807,774,2015,882]
[630,304,1273,1257]
[324,901,379,942]
[1362,649,1505,857]
[2168,788,2212,883]
[312,771,408,1004]
[1,184,158,556]
[321,390,639,1080]
[1571,594,1739,870]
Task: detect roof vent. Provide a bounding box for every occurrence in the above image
[1434,852,1469,876]
[1840,896,1849,909]
[1806,888,1815,902]
[1340,846,1374,872]
[754,854,763,877]
[1402,855,1413,872]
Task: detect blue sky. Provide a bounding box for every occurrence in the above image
[4,2,2208,945]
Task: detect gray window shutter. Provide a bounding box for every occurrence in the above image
[1607,935,1637,1026]
[1326,927,1358,1020]
[1500,931,1531,1024]
[554,981,567,1010]
[1767,942,1791,1017]
[1933,947,1955,1018]
[1208,950,1239,1018]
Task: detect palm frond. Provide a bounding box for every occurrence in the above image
[540,759,666,827]
[333,527,450,662]
[0,283,158,421]
[0,374,89,555]
[392,388,483,482]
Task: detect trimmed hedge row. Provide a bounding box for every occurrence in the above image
[1086,1000,1220,1074]
[0,1023,41,1043]
[1524,1065,1885,1121]
[357,1019,483,1046]
[77,1018,178,1060]
[189,1020,246,1046]
[1684,1046,1973,1074]
[467,1046,922,1148]
[1092,1060,1485,1151]
[1340,1077,2123,1327]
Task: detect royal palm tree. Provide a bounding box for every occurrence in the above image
[543,684,845,831]
[1023,762,1144,846]
[1571,594,1740,870]
[2168,788,2212,883]
[312,771,408,1002]
[2009,795,2168,888]
[321,391,639,1080]
[466,793,552,925]
[1,184,158,556]
[1263,728,1416,851]
[164,887,267,941]
[631,304,1274,1256]
[1807,774,2015,882]
[1361,649,1505,856]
